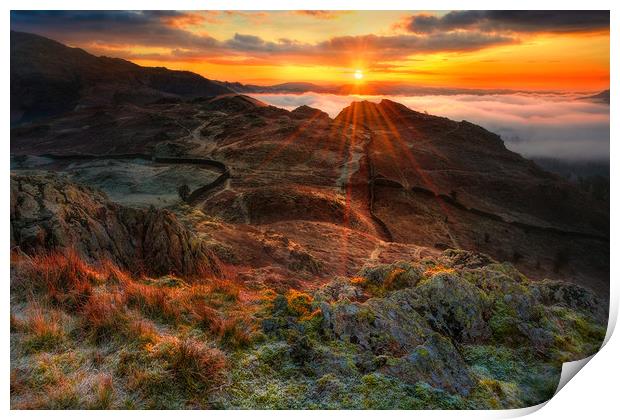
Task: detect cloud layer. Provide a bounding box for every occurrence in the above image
[252,92,610,161]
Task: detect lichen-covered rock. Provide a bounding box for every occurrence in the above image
[384,333,475,396]
[439,249,496,269]
[314,277,364,303]
[414,272,491,343]
[322,288,433,354]
[11,173,220,277]
[535,280,608,324]
[308,256,607,407]
[358,261,422,290]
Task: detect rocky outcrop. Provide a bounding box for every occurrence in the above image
[10,173,221,277]
[313,253,607,400]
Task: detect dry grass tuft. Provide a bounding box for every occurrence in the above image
[207,278,240,303]
[10,248,251,408]
[91,373,115,409]
[124,280,181,322]
[22,304,66,353]
[190,301,224,335]
[81,291,128,342]
[12,250,102,310]
[151,337,227,391]
[220,315,253,348]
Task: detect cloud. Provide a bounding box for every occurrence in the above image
[292,11,349,20]
[252,92,609,161]
[318,32,515,56]
[406,10,610,34]
[10,10,517,66]
[10,10,221,50]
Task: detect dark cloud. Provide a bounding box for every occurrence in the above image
[224,33,306,52]
[317,32,515,57]
[11,10,516,63]
[407,10,610,34]
[10,10,220,50]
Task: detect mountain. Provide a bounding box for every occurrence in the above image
[10,31,233,123]
[579,89,610,104]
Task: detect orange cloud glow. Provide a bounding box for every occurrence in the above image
[11,10,609,91]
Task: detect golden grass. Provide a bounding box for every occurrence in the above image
[12,250,99,310]
[20,304,66,353]
[423,265,456,277]
[10,249,255,408]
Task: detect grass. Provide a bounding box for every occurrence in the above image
[12,250,99,310]
[10,249,607,409]
[10,250,253,409]
[21,305,67,353]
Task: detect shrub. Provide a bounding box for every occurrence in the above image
[285,289,313,317]
[177,184,191,202]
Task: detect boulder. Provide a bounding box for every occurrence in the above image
[10,173,220,277]
[414,272,491,343]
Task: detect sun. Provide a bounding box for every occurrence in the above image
[353,69,364,80]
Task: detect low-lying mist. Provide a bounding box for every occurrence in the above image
[252,92,610,162]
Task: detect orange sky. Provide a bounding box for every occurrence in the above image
[11,10,610,91]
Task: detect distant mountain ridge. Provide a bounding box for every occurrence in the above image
[11,31,233,123]
[579,89,610,104]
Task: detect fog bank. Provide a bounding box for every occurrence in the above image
[252,92,609,162]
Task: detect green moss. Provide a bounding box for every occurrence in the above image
[357,262,422,297]
[488,300,521,343]
[463,344,560,407]
[544,306,606,361]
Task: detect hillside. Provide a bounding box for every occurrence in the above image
[10,33,609,409]
[11,31,233,122]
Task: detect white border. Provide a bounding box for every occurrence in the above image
[2,1,617,419]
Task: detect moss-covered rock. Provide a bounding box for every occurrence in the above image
[414,272,491,343]
[384,333,474,396]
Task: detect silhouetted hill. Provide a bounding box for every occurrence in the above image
[10,31,233,122]
[579,89,610,104]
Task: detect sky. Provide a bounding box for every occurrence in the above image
[10,10,610,91]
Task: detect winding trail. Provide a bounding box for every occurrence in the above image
[362,136,395,243]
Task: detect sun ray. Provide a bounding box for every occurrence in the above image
[373,102,460,247]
